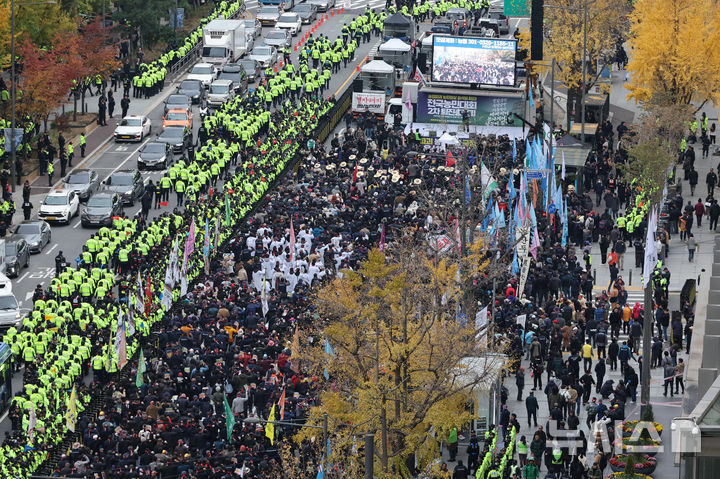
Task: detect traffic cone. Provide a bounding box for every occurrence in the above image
[325,13,329,20]
[331,9,335,16]
[280,60,284,68]
[356,63,360,71]
[274,64,278,73]
[341,6,344,13]
[294,44,298,51]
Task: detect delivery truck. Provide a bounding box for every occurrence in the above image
[202,19,253,68]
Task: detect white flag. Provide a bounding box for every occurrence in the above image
[261,279,269,317]
[561,151,566,180]
[516,314,527,329]
[643,207,659,287]
[180,254,189,296]
[27,403,36,443]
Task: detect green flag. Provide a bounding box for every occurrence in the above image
[224,394,235,443]
[225,194,231,227]
[136,349,146,388]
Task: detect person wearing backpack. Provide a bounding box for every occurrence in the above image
[618,341,635,374]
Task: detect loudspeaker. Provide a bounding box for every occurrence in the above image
[417,52,427,74]
[352,78,363,92]
[531,0,543,61]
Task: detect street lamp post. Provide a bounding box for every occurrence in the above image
[9,0,56,193]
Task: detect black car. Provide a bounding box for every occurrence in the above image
[157,126,193,154]
[218,64,249,95]
[177,79,204,104]
[81,191,124,227]
[163,94,191,115]
[238,59,261,83]
[104,169,146,205]
[63,169,100,201]
[4,238,30,278]
[10,221,51,253]
[292,3,318,24]
[138,141,173,170]
[487,9,509,35]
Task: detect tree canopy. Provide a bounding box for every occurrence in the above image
[297,245,502,478]
[626,0,720,107]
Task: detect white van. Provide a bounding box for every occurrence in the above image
[0,291,22,329]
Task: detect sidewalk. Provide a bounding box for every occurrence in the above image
[11,77,182,226]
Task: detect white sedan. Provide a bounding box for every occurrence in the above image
[114,115,152,142]
[276,13,302,36]
[38,189,80,225]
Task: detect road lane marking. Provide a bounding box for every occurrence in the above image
[107,138,152,178]
[45,244,58,255]
[18,272,29,283]
[73,220,82,228]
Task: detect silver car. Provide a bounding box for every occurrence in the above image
[249,44,277,68]
[10,221,51,253]
[242,18,262,38]
[264,29,292,49]
[257,6,281,26]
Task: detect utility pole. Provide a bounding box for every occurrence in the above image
[640,254,654,414]
[365,433,375,479]
[380,402,388,473]
[580,0,588,143]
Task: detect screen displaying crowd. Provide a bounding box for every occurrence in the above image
[432,37,516,86]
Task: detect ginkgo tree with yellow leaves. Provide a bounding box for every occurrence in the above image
[297,243,504,478]
[625,0,720,108]
[539,0,629,130]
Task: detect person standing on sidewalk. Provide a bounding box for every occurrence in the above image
[707,168,717,195]
[22,181,30,203]
[98,95,107,126]
[695,198,706,227]
[80,134,86,157]
[687,234,697,262]
[107,89,115,118]
[46,162,54,186]
[710,200,720,230]
[688,166,699,195]
[121,94,130,118]
[21,200,32,220]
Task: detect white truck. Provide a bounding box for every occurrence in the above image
[202,19,252,68]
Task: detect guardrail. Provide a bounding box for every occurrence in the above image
[169,41,202,79]
[316,87,353,143]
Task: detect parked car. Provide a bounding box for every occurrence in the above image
[242,18,262,38]
[276,13,302,35]
[10,221,51,253]
[177,79,204,104]
[293,3,318,24]
[63,169,100,201]
[219,64,249,95]
[186,63,217,88]
[0,292,22,328]
[163,94,191,116]
[4,239,29,278]
[38,189,80,224]
[104,169,146,205]
[81,191,124,228]
[257,6,281,26]
[162,108,193,130]
[157,126,193,153]
[308,0,334,12]
[249,44,277,68]
[238,58,262,82]
[138,141,173,170]
[114,115,152,142]
[264,29,292,49]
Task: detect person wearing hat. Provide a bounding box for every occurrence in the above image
[522,456,540,479]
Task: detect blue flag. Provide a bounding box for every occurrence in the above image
[494,202,506,229]
[481,197,494,231]
[529,87,535,112]
[512,138,517,163]
[561,199,568,246]
[508,172,516,200]
[512,248,520,275]
[464,175,471,204]
[529,204,537,228]
[525,138,532,168]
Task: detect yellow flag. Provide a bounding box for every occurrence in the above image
[66,386,78,432]
[265,404,276,445]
